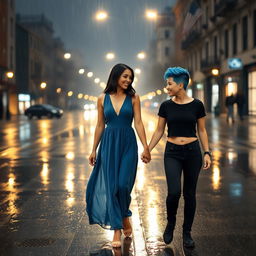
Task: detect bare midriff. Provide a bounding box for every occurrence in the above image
[167,136,198,145]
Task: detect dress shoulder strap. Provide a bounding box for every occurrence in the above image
[103,93,109,107]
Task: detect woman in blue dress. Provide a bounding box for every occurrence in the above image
[86,63,151,248]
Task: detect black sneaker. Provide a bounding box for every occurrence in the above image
[183,231,195,248]
[163,223,175,244]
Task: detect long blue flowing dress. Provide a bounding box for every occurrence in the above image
[86,93,138,230]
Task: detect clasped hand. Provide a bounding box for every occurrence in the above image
[140,147,151,164]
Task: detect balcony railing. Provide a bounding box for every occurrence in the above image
[181,30,201,50]
[215,0,238,17]
[200,57,220,72]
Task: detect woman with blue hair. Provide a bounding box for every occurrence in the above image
[142,67,211,248]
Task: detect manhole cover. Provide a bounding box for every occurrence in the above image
[16,238,56,247]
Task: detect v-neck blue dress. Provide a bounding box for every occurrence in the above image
[86,93,138,230]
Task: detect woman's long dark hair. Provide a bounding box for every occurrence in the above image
[104,63,136,96]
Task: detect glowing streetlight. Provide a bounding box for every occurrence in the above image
[156,89,162,95]
[145,9,158,20]
[87,72,93,78]
[135,68,141,74]
[106,52,115,60]
[64,53,71,59]
[212,68,219,76]
[95,10,108,21]
[56,88,62,93]
[137,52,146,60]
[94,78,100,84]
[78,93,83,99]
[6,71,14,79]
[40,82,47,89]
[67,91,73,97]
[84,95,89,100]
[78,69,85,74]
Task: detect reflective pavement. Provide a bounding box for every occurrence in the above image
[0,110,256,255]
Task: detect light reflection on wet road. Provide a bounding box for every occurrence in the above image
[0,110,256,255]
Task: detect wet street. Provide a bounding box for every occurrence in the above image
[0,109,256,256]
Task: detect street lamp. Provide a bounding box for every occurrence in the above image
[78,93,83,99]
[56,88,62,93]
[94,78,100,84]
[78,69,85,74]
[135,68,141,74]
[64,53,71,59]
[6,71,14,79]
[106,52,115,60]
[212,68,219,76]
[40,82,47,89]
[95,10,108,21]
[145,9,158,20]
[67,91,73,97]
[137,52,146,60]
[87,72,93,78]
[100,82,106,88]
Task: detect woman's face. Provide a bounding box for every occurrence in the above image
[166,77,182,96]
[117,69,133,90]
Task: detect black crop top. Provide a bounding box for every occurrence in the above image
[158,98,206,138]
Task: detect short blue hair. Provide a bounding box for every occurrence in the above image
[164,67,190,90]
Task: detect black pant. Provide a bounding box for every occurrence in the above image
[164,140,202,232]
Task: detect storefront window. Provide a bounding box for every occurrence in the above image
[212,84,219,112]
[248,71,256,115]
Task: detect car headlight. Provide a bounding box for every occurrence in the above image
[51,110,57,113]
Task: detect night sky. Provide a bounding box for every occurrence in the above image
[16,0,176,93]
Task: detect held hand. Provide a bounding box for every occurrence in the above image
[203,154,211,170]
[141,148,151,164]
[89,151,96,166]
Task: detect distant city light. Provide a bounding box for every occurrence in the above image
[78,69,85,74]
[56,88,62,93]
[87,72,93,78]
[95,10,108,21]
[67,91,73,96]
[156,89,162,95]
[84,104,90,110]
[78,93,83,99]
[100,82,106,88]
[135,68,141,74]
[106,52,115,60]
[145,9,158,20]
[6,71,14,78]
[137,52,146,59]
[94,78,100,84]
[64,53,71,59]
[212,68,219,76]
[40,82,47,89]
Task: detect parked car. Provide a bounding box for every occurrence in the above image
[24,104,63,119]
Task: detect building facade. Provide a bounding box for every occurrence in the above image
[0,0,17,119]
[142,6,176,100]
[174,0,256,115]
